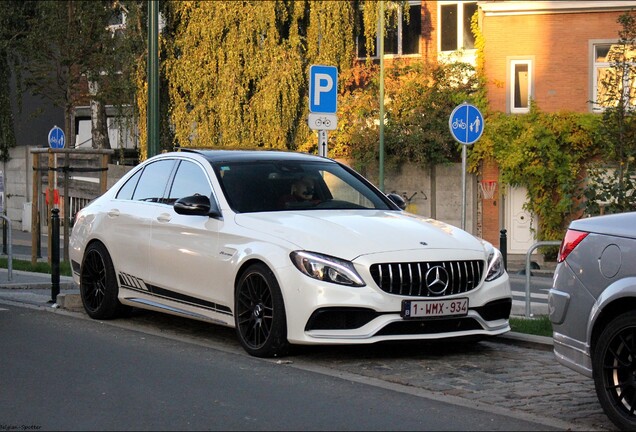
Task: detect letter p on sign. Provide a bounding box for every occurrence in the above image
[309,65,338,114]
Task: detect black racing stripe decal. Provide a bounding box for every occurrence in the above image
[118,272,232,316]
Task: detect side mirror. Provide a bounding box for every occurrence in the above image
[387,193,407,210]
[174,194,222,218]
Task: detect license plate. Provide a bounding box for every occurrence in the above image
[401,298,468,319]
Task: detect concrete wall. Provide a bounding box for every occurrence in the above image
[350,160,478,235]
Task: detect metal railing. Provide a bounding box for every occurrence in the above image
[524,240,561,317]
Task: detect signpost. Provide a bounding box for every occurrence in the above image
[308,65,338,157]
[47,126,65,209]
[449,103,484,230]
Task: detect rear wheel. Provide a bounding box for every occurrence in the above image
[235,263,289,357]
[593,311,636,431]
[80,242,128,319]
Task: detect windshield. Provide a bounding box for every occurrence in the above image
[212,160,393,213]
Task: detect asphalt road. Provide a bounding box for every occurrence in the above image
[0,304,561,431]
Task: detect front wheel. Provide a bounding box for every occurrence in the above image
[593,311,636,431]
[80,242,128,320]
[234,263,289,358]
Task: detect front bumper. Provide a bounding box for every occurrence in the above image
[278,265,512,345]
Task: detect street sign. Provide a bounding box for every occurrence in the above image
[48,125,65,149]
[449,103,484,145]
[309,65,338,113]
[308,113,337,131]
[318,130,328,157]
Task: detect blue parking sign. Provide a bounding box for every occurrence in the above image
[449,103,484,145]
[309,65,338,114]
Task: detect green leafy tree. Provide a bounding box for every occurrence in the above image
[584,12,636,215]
[0,1,37,161]
[1,1,145,154]
[162,1,356,154]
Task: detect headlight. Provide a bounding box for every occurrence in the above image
[290,251,365,287]
[485,247,505,281]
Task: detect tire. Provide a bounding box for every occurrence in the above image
[593,311,636,431]
[234,263,289,358]
[80,242,128,320]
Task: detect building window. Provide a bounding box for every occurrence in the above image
[592,42,636,112]
[356,1,421,58]
[510,60,532,114]
[439,1,477,52]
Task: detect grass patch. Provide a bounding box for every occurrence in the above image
[0,257,72,276]
[510,315,552,337]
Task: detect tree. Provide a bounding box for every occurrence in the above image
[1,1,145,154]
[160,1,357,154]
[0,1,37,161]
[584,12,636,214]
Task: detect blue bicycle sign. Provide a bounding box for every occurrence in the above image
[449,103,484,145]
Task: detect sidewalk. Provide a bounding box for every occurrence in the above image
[0,227,79,308]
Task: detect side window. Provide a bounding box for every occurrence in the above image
[116,169,142,200]
[167,160,212,202]
[131,160,176,202]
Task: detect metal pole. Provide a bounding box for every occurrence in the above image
[378,0,385,192]
[0,215,12,281]
[147,0,160,158]
[499,229,508,271]
[51,208,60,303]
[461,145,466,230]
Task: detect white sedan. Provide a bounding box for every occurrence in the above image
[70,149,512,357]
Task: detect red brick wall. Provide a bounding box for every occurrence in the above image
[482,11,625,113]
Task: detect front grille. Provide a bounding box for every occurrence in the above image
[370,260,485,297]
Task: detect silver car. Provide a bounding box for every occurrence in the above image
[549,211,636,431]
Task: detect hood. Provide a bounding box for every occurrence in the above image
[234,210,486,260]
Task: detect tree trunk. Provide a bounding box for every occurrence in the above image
[89,80,111,149]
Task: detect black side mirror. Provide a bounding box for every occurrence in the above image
[174,194,222,218]
[387,193,407,210]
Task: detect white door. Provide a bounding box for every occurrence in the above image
[506,186,536,254]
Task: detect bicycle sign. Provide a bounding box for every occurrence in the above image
[308,113,337,131]
[449,103,484,145]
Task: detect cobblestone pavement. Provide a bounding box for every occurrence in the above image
[100,309,614,431]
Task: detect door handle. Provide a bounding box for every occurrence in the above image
[156,213,171,223]
[107,209,120,217]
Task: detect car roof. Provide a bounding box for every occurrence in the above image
[171,148,333,164]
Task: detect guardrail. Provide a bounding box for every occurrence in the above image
[524,240,561,318]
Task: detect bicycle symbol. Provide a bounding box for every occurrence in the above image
[452,118,466,130]
[315,117,332,128]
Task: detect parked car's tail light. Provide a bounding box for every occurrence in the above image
[485,247,505,281]
[557,229,589,263]
[290,251,365,287]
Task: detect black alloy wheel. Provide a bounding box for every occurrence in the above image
[593,311,636,431]
[80,242,127,320]
[235,263,289,358]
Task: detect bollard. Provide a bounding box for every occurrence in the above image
[51,208,60,303]
[499,229,508,271]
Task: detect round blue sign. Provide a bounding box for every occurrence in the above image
[48,126,65,149]
[449,103,484,145]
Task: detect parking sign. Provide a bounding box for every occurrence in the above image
[309,65,338,114]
